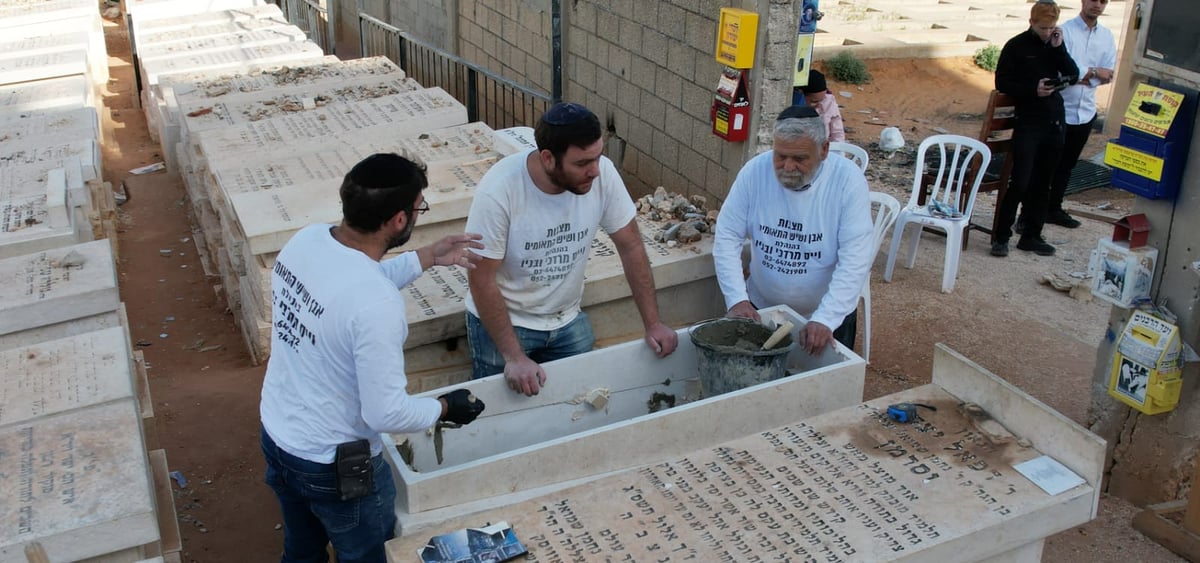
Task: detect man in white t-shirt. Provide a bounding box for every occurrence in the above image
[1046,0,1116,228]
[465,102,678,396]
[260,153,486,562]
[713,105,873,354]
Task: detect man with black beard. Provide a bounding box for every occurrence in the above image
[260,153,486,563]
[465,102,678,396]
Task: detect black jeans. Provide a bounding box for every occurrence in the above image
[995,119,1065,243]
[1048,116,1095,212]
[832,309,858,353]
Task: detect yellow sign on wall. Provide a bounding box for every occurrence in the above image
[1123,84,1185,138]
[1105,142,1165,181]
[715,8,758,68]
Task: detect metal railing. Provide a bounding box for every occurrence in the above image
[276,0,333,54]
[358,13,556,129]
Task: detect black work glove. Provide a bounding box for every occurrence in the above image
[438,389,485,425]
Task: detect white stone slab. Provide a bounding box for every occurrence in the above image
[0,0,96,28]
[232,157,497,256]
[385,304,865,517]
[0,399,158,563]
[163,74,418,171]
[493,126,536,156]
[0,138,100,182]
[136,26,308,62]
[0,49,90,87]
[139,41,325,88]
[0,107,99,146]
[0,76,91,116]
[0,327,134,427]
[206,122,495,203]
[0,307,124,353]
[129,3,281,35]
[386,343,1101,563]
[0,241,119,336]
[134,16,290,48]
[193,87,468,163]
[0,32,92,62]
[125,0,264,21]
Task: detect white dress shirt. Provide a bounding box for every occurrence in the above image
[1059,15,1117,125]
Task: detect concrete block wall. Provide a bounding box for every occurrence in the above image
[387,0,454,51]
[563,0,760,202]
[379,0,802,203]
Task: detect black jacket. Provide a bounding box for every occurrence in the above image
[995,29,1080,124]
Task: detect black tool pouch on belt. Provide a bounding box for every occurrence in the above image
[334,439,373,501]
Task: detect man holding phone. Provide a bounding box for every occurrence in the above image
[991,0,1079,258]
[260,153,487,563]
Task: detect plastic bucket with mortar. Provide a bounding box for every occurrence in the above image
[689,318,796,396]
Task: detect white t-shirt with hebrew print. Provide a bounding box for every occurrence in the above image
[465,149,637,331]
[713,151,874,330]
[260,224,442,464]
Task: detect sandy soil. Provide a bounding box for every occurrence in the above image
[97,16,1184,563]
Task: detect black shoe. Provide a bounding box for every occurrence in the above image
[1014,216,1025,235]
[1017,236,1056,256]
[990,241,1009,257]
[1046,209,1082,229]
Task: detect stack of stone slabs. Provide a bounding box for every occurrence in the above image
[0,241,180,562]
[0,0,108,86]
[160,57,419,172]
[128,1,327,136]
[130,3,297,138]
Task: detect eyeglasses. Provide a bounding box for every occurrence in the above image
[413,200,429,215]
[543,102,594,126]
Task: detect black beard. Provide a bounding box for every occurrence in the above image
[548,163,590,195]
[385,213,416,251]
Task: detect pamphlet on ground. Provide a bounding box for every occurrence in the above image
[1013,455,1086,496]
[417,520,528,563]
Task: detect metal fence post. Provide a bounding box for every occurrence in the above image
[466,68,479,123]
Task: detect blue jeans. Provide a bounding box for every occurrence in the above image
[260,428,397,563]
[466,311,596,379]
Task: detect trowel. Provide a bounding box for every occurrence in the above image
[761,321,794,350]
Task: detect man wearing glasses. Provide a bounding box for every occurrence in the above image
[465,102,678,396]
[260,153,486,562]
[713,106,873,355]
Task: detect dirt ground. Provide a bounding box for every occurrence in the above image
[96,17,1185,563]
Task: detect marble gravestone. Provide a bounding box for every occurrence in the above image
[385,345,1104,562]
[0,107,99,146]
[138,41,326,90]
[231,156,498,256]
[0,76,92,116]
[133,18,293,51]
[130,5,284,38]
[0,50,90,88]
[0,240,119,336]
[0,400,158,563]
[134,27,308,62]
[0,327,134,427]
[384,305,866,525]
[191,87,468,165]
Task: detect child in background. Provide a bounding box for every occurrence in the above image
[798,70,845,142]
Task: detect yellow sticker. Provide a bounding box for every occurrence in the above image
[1123,84,1185,138]
[1105,143,1164,181]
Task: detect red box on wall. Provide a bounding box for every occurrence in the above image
[712,67,750,142]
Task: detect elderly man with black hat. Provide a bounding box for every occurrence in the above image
[797,70,845,142]
[713,105,873,355]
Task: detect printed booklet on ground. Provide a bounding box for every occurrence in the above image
[417,521,528,563]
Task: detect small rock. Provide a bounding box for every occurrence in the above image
[102,6,120,18]
[839,91,853,98]
[160,249,172,256]
[159,333,169,339]
[932,127,948,134]
[1096,201,1112,210]
[274,523,283,530]
[677,223,702,243]
[165,316,176,322]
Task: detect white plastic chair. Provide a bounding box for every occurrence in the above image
[861,192,900,363]
[829,141,869,173]
[883,135,991,293]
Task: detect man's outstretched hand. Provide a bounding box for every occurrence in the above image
[438,389,485,425]
[420,233,484,270]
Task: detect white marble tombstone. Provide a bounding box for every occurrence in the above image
[135,26,308,62]
[385,344,1104,563]
[0,107,99,146]
[0,49,91,87]
[384,305,866,523]
[0,76,92,117]
[0,400,158,562]
[0,240,119,336]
